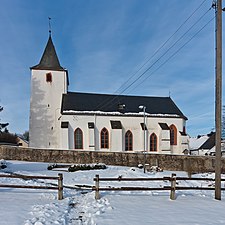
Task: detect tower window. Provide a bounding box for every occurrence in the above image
[46,72,52,82]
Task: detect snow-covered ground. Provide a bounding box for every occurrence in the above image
[0,160,225,225]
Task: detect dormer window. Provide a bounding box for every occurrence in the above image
[46,72,52,82]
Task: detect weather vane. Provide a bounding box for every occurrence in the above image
[48,17,52,36]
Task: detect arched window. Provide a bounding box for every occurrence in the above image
[74,128,83,149]
[170,125,177,145]
[101,127,109,149]
[125,130,133,151]
[150,133,157,151]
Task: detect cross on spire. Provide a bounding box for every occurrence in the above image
[48,17,51,36]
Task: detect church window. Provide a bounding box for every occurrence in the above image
[125,130,133,151]
[101,127,109,149]
[46,72,52,82]
[150,133,157,151]
[74,128,83,149]
[170,125,177,145]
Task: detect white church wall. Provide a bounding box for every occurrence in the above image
[67,123,75,149]
[61,113,187,154]
[181,135,189,152]
[110,129,123,151]
[60,125,69,149]
[88,128,95,150]
[146,116,186,154]
[160,130,171,152]
[29,69,67,149]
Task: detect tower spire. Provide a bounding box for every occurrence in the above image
[30,24,65,71]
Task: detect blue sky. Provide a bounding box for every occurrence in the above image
[0,0,224,137]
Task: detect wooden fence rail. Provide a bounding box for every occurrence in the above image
[0,173,63,200]
[93,173,225,200]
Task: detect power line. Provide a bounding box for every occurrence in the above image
[119,7,212,95]
[96,0,211,109]
[129,16,215,94]
[99,15,214,111]
[115,0,208,94]
[94,9,215,108]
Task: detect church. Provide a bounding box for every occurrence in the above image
[29,34,189,154]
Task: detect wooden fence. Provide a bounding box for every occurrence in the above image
[0,173,63,200]
[93,174,225,200]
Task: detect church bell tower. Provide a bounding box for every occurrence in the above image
[29,34,69,149]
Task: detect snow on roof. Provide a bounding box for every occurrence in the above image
[62,110,180,118]
[189,135,209,150]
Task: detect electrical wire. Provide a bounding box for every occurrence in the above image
[101,15,214,110]
[119,7,212,95]
[115,0,208,94]
[94,6,213,111]
[127,16,215,94]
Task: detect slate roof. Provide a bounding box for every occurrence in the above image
[31,35,65,71]
[61,92,187,120]
[198,132,215,150]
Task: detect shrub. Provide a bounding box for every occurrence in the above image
[68,163,107,172]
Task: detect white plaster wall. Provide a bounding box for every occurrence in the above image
[60,114,188,154]
[146,116,186,154]
[181,135,189,152]
[88,129,95,150]
[29,69,67,149]
[61,127,69,149]
[160,130,170,151]
[111,129,122,151]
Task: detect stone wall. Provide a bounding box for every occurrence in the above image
[0,145,224,173]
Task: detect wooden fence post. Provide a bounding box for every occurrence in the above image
[95,174,100,200]
[58,173,63,200]
[170,173,176,200]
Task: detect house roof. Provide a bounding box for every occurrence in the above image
[198,132,215,150]
[31,35,65,71]
[61,92,187,120]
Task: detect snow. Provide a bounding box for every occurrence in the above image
[189,135,209,150]
[0,160,225,224]
[63,110,180,118]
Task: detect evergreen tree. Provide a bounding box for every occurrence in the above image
[0,106,9,132]
[0,105,17,144]
[22,131,29,141]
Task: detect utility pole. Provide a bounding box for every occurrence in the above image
[215,0,222,200]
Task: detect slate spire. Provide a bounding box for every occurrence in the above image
[31,35,64,71]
